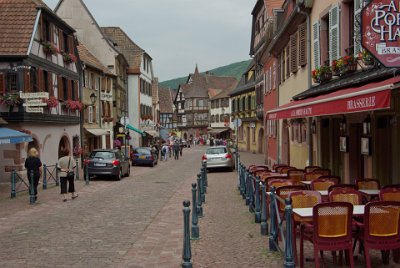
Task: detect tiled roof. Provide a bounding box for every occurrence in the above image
[0,0,38,56]
[101,27,144,69]
[159,87,174,113]
[77,42,114,76]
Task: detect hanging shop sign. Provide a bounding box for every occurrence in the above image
[362,0,400,67]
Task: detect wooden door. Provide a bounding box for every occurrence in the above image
[374,116,392,185]
[349,124,363,182]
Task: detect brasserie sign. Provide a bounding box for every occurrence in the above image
[362,0,400,67]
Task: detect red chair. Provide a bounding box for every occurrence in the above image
[253,168,271,177]
[289,190,322,265]
[382,184,400,190]
[356,178,380,190]
[311,177,339,191]
[304,172,323,182]
[267,178,293,191]
[288,169,306,185]
[356,201,400,268]
[305,165,321,173]
[380,186,400,201]
[313,168,331,176]
[273,163,287,172]
[328,184,358,194]
[249,165,270,174]
[300,202,355,268]
[276,185,306,215]
[279,166,296,174]
[329,188,363,205]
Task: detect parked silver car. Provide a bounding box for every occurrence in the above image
[84,149,130,180]
[201,146,235,172]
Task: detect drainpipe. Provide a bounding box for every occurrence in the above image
[298,7,313,165]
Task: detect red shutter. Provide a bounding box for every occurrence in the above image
[286,46,290,79]
[68,36,74,54]
[0,73,5,94]
[290,33,298,73]
[49,23,54,44]
[48,72,54,96]
[101,101,105,117]
[37,68,43,92]
[67,80,72,99]
[24,69,32,92]
[299,22,307,66]
[58,29,64,52]
[107,102,111,117]
[57,76,63,100]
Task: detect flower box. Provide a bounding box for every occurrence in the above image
[42,42,59,55]
[62,53,77,64]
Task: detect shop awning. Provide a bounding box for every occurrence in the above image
[208,128,230,134]
[126,124,145,136]
[85,128,109,136]
[144,130,159,137]
[266,76,400,120]
[0,127,32,144]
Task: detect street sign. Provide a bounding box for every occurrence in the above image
[120,116,129,126]
[233,118,242,128]
[362,0,400,67]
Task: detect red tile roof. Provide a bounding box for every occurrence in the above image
[0,0,38,56]
[159,87,174,113]
[77,42,114,76]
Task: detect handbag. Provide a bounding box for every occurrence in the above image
[67,157,74,177]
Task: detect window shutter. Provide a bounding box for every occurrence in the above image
[354,0,364,57]
[329,4,340,64]
[49,23,54,44]
[74,81,78,101]
[290,32,298,73]
[57,76,63,100]
[24,69,32,92]
[37,68,43,91]
[67,80,72,99]
[0,73,4,94]
[68,36,74,54]
[286,46,290,78]
[58,29,64,52]
[107,102,111,117]
[48,72,54,96]
[313,21,321,69]
[299,22,307,66]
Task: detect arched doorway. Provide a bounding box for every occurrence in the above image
[58,135,71,158]
[258,128,264,154]
[281,120,290,165]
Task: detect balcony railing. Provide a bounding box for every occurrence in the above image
[0,111,80,124]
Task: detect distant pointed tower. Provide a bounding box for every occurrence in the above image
[194,64,199,75]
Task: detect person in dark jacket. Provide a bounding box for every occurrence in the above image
[24,148,42,200]
[173,142,180,160]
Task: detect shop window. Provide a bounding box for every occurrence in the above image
[6,73,18,94]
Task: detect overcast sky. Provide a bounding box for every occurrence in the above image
[44,0,254,81]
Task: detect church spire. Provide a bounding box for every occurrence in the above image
[194,64,199,75]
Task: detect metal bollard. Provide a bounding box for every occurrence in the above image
[237,163,241,190]
[245,171,250,205]
[55,163,60,186]
[198,173,205,203]
[42,164,47,190]
[75,159,80,180]
[197,176,203,217]
[85,164,89,185]
[203,164,208,187]
[201,167,207,193]
[11,170,16,198]
[248,175,254,212]
[182,200,192,268]
[269,187,278,251]
[191,183,199,240]
[284,198,295,268]
[254,176,261,223]
[260,182,268,235]
[29,170,35,205]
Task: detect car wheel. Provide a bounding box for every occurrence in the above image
[151,161,155,167]
[116,169,122,180]
[229,166,234,172]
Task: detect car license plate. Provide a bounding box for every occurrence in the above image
[94,163,106,167]
[139,156,146,159]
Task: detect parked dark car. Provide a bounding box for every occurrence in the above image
[131,147,158,167]
[84,149,130,180]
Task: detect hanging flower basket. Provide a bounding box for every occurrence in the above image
[62,53,77,63]
[42,41,59,55]
[63,100,83,112]
[312,66,332,84]
[42,96,59,108]
[0,94,23,107]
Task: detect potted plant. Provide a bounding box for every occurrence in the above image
[43,96,59,109]
[0,93,23,112]
[62,52,77,64]
[63,100,83,112]
[337,55,357,75]
[42,41,59,55]
[331,60,340,76]
[312,66,332,84]
[358,50,375,66]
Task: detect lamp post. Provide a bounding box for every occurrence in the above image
[90,92,97,105]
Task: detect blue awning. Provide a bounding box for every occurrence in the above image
[0,128,33,144]
[126,124,145,136]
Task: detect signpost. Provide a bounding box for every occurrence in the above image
[19,92,49,114]
[120,116,129,158]
[362,0,400,67]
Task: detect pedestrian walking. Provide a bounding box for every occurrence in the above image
[161,144,169,161]
[173,142,180,160]
[24,147,42,201]
[179,142,183,157]
[58,148,78,202]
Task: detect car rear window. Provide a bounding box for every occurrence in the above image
[90,151,115,159]
[206,147,227,154]
[135,148,151,155]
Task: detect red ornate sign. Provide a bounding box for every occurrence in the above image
[362,0,400,67]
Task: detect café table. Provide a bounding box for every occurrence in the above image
[293,205,365,219]
[300,181,312,185]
